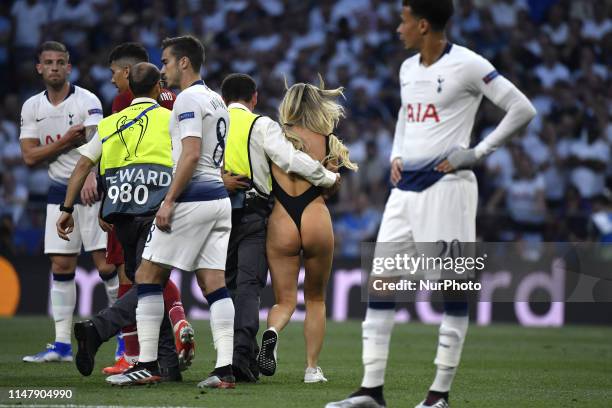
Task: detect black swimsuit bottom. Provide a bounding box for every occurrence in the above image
[271,175,322,231]
[271,136,330,231]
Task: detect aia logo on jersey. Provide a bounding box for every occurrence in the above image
[406,103,440,123]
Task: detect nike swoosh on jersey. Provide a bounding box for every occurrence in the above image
[36,117,47,122]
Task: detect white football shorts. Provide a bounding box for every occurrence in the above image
[372,170,478,277]
[142,198,232,271]
[45,202,107,254]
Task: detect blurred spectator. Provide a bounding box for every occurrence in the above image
[490,0,528,29]
[452,0,481,39]
[0,171,28,225]
[486,148,547,240]
[589,194,612,242]
[0,214,16,257]
[0,3,12,95]
[358,140,388,207]
[562,186,591,240]
[350,65,383,99]
[566,121,610,199]
[537,121,566,210]
[475,12,507,60]
[51,0,98,48]
[10,0,48,60]
[581,2,612,41]
[534,46,570,89]
[542,3,568,46]
[1,117,27,188]
[334,193,382,258]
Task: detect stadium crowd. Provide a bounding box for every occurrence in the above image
[0,0,611,257]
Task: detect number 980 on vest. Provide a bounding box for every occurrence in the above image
[101,163,173,222]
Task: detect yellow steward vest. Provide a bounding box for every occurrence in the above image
[224,107,259,179]
[98,102,173,175]
[97,102,173,221]
[224,107,271,194]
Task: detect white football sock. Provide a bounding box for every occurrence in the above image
[136,294,164,363]
[102,274,119,306]
[361,307,395,388]
[431,313,469,392]
[431,365,457,393]
[209,297,235,368]
[51,277,76,345]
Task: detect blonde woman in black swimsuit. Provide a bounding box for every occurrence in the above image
[257,81,358,383]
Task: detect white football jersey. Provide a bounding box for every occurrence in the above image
[170,81,228,184]
[391,44,516,171]
[19,85,103,183]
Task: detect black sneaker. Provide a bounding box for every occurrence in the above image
[74,320,102,376]
[249,359,260,380]
[257,329,278,376]
[105,362,161,386]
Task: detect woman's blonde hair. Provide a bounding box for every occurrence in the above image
[278,78,358,171]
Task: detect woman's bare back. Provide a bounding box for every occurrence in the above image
[270,126,328,197]
[268,126,333,257]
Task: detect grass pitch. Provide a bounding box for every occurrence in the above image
[0,317,611,407]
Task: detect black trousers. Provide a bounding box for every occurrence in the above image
[91,285,178,370]
[113,214,154,282]
[91,214,178,371]
[225,210,268,368]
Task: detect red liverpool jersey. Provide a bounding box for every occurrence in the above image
[111,88,176,113]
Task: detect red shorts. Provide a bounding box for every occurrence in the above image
[106,229,124,265]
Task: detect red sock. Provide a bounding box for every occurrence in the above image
[122,324,139,362]
[118,283,132,298]
[118,283,139,361]
[163,280,186,329]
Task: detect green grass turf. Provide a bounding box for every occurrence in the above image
[0,317,611,407]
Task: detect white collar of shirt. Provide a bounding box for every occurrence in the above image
[131,97,157,105]
[228,102,251,112]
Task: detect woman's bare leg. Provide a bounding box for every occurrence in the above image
[266,207,301,333]
[301,204,334,368]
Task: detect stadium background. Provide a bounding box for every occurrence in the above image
[0,0,611,325]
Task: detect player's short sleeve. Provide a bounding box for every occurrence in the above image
[174,93,203,140]
[19,98,38,140]
[82,92,104,127]
[77,132,103,164]
[464,53,515,106]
